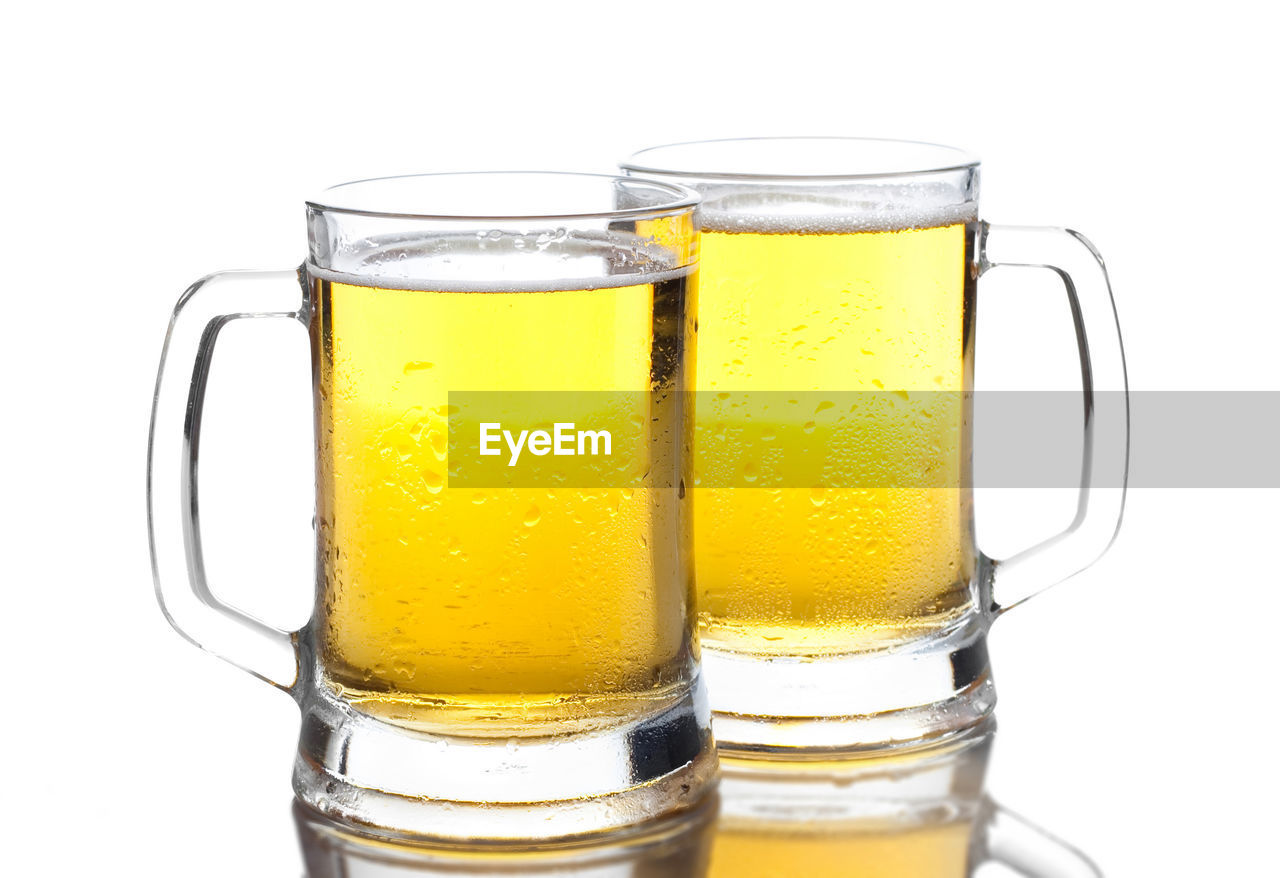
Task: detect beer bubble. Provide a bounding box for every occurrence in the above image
[523,504,541,527]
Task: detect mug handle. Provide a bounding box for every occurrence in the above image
[977,224,1130,614]
[147,269,306,691]
[979,798,1104,877]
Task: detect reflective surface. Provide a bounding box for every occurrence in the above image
[11,4,1277,876]
[294,721,1099,877]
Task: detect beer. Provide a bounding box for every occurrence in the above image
[310,251,696,735]
[707,820,972,878]
[694,209,976,656]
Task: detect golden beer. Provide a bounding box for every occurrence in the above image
[694,215,976,655]
[310,262,696,735]
[707,819,972,878]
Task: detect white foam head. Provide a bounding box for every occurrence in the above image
[697,181,977,234]
[307,230,691,293]
[621,138,980,234]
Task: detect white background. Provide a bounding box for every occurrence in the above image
[3,1,1276,874]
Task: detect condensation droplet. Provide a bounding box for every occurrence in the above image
[423,470,444,494]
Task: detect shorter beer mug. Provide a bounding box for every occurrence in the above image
[147,172,714,839]
[622,138,1128,753]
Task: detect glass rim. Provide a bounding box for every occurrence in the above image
[619,136,981,182]
[306,170,701,222]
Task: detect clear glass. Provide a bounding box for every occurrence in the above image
[621,138,1129,754]
[294,722,1102,877]
[147,172,715,840]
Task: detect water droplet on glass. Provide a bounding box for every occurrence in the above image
[423,470,444,494]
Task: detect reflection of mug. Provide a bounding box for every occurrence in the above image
[623,139,1129,752]
[294,722,1100,878]
[148,172,715,838]
[295,796,717,877]
[710,722,1101,878]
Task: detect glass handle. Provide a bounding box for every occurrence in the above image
[147,269,306,691]
[979,798,1104,877]
[977,223,1130,614]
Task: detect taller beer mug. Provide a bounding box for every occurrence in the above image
[147,172,715,838]
[622,138,1128,753]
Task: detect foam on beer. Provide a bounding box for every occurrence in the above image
[308,230,692,293]
[697,182,977,234]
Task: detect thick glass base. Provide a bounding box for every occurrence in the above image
[703,617,996,756]
[291,674,717,842]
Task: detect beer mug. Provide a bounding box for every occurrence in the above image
[621,139,1128,752]
[147,172,715,839]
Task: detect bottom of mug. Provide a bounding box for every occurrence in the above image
[703,618,997,756]
[291,670,718,842]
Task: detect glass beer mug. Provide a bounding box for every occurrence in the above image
[147,172,715,839]
[621,138,1128,753]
